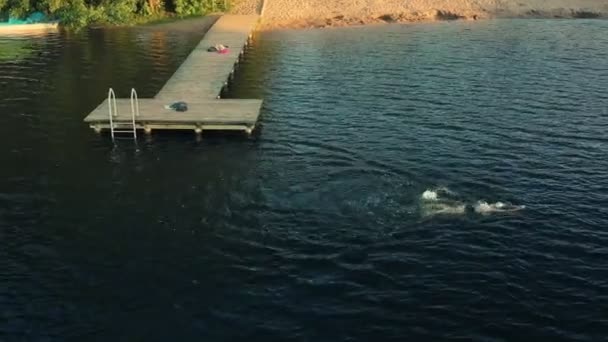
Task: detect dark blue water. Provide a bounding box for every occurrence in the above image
[1,19,608,341]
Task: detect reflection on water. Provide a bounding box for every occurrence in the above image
[0,39,35,61]
[0,29,62,61]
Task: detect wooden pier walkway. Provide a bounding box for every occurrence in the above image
[84,15,262,136]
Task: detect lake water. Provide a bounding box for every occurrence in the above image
[1,19,608,341]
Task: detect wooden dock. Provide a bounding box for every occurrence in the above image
[83,15,262,136]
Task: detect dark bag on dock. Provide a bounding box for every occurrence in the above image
[166,101,188,112]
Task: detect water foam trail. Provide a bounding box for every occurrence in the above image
[420,187,467,216]
[420,188,525,217]
[422,202,467,215]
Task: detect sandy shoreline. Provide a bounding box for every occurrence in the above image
[230,0,608,29]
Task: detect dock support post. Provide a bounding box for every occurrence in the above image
[195,126,203,142]
[144,125,152,134]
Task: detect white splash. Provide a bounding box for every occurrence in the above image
[473,201,526,214]
[421,187,454,201]
[421,190,438,201]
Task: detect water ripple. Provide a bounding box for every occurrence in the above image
[2,19,608,341]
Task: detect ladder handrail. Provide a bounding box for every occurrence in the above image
[130,88,140,117]
[108,88,117,142]
[130,88,139,139]
[106,87,138,142]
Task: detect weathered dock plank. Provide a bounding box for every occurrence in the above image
[84,99,262,124]
[155,15,259,101]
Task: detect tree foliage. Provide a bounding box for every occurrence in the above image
[0,0,229,27]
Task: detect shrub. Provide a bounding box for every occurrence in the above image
[54,0,92,27]
[173,0,202,16]
[172,0,226,16]
[7,0,31,18]
[1,0,231,27]
[100,0,136,24]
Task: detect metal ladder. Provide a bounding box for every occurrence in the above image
[108,88,139,142]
